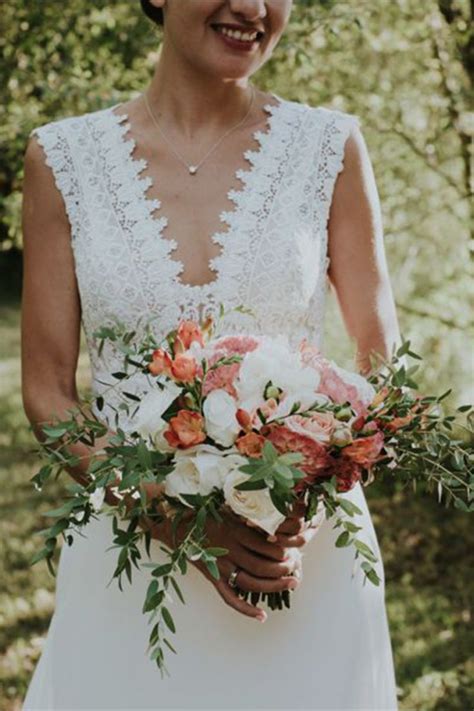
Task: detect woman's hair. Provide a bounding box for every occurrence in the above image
[140,0,164,26]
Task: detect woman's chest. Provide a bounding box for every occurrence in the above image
[71,98,329,338]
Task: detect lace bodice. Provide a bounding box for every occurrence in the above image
[31,94,359,429]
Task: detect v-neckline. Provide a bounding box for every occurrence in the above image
[107,92,288,298]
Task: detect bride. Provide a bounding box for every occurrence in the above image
[21,0,399,708]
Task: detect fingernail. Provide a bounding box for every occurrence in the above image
[257,611,267,623]
[267,535,277,542]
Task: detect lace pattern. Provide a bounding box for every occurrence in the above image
[31,97,359,429]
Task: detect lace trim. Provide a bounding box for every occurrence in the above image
[89,95,305,323]
[29,121,83,244]
[314,108,361,270]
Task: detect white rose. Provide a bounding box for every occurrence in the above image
[223,469,286,536]
[165,446,246,502]
[135,382,182,452]
[235,336,321,413]
[203,389,240,447]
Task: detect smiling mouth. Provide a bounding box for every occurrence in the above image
[211,24,265,45]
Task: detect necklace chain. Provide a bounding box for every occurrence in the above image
[143,85,256,175]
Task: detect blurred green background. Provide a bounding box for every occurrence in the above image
[0,1,472,709]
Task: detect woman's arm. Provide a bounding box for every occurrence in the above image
[327,123,401,373]
[21,135,115,490]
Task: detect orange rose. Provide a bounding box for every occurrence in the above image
[176,320,204,350]
[344,432,384,466]
[236,432,266,458]
[149,348,173,377]
[170,353,198,383]
[164,410,206,449]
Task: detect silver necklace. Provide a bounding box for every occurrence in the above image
[143,85,256,175]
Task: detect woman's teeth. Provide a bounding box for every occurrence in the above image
[214,26,260,42]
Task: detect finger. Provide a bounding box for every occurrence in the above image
[232,547,299,579]
[275,517,308,536]
[233,568,301,594]
[275,528,316,548]
[192,558,267,621]
[237,528,288,562]
[216,580,267,621]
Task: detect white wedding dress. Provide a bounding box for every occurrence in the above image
[24,93,398,710]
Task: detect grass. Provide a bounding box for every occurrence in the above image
[0,300,472,710]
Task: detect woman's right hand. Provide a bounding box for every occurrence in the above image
[150,506,302,622]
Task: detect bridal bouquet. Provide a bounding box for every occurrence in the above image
[30,307,473,674]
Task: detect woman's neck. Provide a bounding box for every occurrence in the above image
[146,50,259,139]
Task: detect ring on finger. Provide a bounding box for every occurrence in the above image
[228,566,241,589]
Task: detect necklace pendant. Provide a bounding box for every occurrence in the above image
[188,165,198,175]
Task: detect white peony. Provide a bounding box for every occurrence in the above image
[202,389,241,447]
[235,335,321,413]
[165,445,246,502]
[135,382,182,452]
[223,469,286,536]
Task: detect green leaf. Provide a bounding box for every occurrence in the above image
[163,637,178,654]
[151,564,173,578]
[335,531,351,547]
[205,547,229,557]
[205,559,220,580]
[235,479,267,491]
[161,607,176,633]
[338,499,363,517]
[354,539,378,562]
[169,576,185,605]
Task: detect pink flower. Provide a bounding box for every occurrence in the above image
[285,412,337,445]
[202,362,241,397]
[264,424,329,478]
[299,340,369,416]
[343,432,384,466]
[211,335,260,356]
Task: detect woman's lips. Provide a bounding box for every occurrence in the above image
[211,25,263,53]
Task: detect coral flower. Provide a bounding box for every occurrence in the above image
[343,432,384,466]
[164,410,206,449]
[176,320,204,350]
[170,353,198,383]
[149,348,173,377]
[236,432,266,458]
[265,424,329,477]
[236,408,253,431]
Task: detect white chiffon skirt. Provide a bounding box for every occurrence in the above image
[23,483,398,710]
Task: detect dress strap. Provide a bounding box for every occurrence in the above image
[29,118,83,244]
[314,108,361,230]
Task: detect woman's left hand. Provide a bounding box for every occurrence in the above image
[269,500,324,549]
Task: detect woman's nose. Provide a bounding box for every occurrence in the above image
[228,0,267,22]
